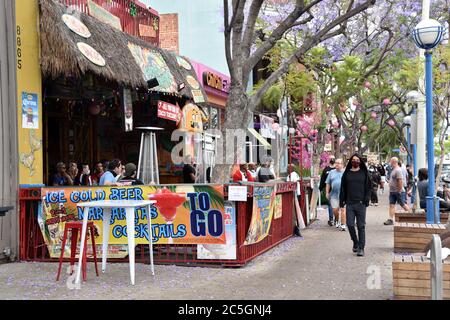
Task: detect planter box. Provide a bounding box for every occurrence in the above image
[395,211,448,224]
[394,222,447,253]
[393,254,450,300]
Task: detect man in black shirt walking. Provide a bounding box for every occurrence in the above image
[339,154,372,257]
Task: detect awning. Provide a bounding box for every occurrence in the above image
[39,0,207,104]
[248,128,271,150]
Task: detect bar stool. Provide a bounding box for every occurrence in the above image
[56,221,99,281]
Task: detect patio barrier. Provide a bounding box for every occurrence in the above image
[19,182,298,267]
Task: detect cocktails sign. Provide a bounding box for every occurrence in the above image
[39,185,225,258]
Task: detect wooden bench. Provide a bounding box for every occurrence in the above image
[394,222,447,253]
[393,254,450,300]
[395,211,449,224]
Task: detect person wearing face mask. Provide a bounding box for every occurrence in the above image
[78,163,93,186]
[339,154,372,257]
[319,156,336,226]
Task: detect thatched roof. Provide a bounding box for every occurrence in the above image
[39,0,207,102]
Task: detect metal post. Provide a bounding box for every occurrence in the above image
[430,234,443,300]
[425,51,437,224]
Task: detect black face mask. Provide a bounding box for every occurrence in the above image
[351,160,360,168]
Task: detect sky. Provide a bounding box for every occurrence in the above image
[141,0,229,75]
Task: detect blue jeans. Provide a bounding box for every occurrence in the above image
[328,204,333,221]
[410,185,416,205]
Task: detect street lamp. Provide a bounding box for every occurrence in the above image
[412,18,445,223]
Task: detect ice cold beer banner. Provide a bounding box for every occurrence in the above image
[39,185,225,258]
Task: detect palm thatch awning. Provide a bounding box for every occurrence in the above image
[39,0,207,102]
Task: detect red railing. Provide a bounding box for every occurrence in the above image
[56,0,160,46]
[19,183,296,266]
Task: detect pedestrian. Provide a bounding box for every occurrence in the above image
[78,163,93,186]
[376,163,386,194]
[417,168,450,211]
[119,163,144,185]
[384,157,411,225]
[325,158,346,231]
[99,159,123,186]
[319,156,336,226]
[406,165,415,205]
[52,162,74,186]
[368,165,381,206]
[232,163,254,182]
[339,154,372,256]
[399,161,408,204]
[183,156,196,183]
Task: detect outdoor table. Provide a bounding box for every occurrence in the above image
[75,200,156,286]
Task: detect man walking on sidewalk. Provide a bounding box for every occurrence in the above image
[384,157,410,225]
[339,154,372,257]
[320,156,336,226]
[326,159,346,231]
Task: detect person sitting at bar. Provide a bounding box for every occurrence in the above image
[92,161,105,185]
[119,163,144,185]
[248,163,258,180]
[233,163,254,182]
[258,159,275,182]
[417,168,450,211]
[99,159,123,186]
[183,156,196,183]
[68,162,79,185]
[52,162,74,186]
[78,163,93,186]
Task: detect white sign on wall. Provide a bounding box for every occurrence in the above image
[228,185,248,202]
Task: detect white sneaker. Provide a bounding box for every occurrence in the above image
[335,221,341,228]
[340,224,347,231]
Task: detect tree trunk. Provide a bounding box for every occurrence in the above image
[212,85,252,183]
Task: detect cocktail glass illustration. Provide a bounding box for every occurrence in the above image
[148,187,186,244]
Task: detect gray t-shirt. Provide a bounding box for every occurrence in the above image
[389,167,403,193]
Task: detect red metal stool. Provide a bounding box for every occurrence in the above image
[56,221,99,281]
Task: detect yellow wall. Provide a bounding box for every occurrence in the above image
[16,0,43,186]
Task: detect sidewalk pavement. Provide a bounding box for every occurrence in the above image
[0,191,395,300]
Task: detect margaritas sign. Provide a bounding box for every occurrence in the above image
[39,185,225,258]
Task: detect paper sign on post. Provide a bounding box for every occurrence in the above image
[228,186,248,202]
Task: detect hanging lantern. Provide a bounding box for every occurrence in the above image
[387,119,396,127]
[371,112,377,119]
[383,98,391,105]
[360,125,368,132]
[364,81,371,89]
